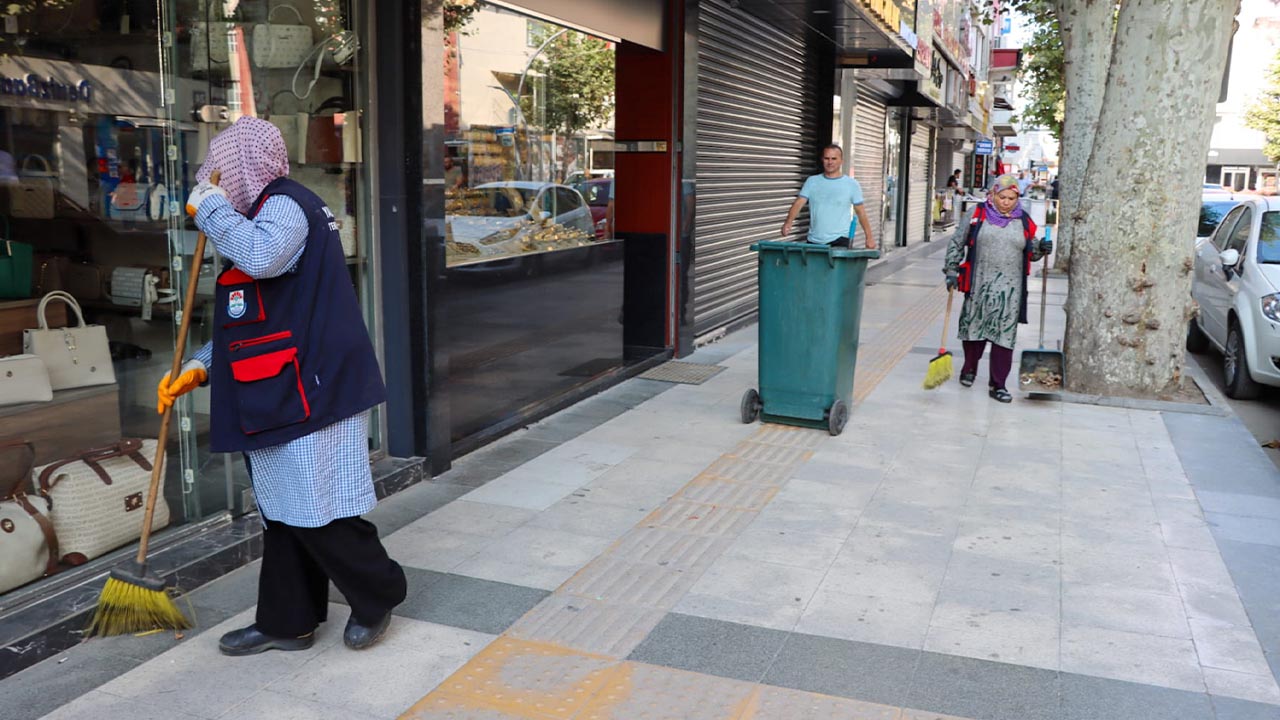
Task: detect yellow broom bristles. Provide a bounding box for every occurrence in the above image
[923,350,953,390]
[87,576,190,637]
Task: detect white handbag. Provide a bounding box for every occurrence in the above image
[0,441,59,594]
[35,438,169,566]
[0,354,53,406]
[253,5,315,69]
[23,291,116,391]
[11,155,56,219]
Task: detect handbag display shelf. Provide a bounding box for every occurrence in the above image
[0,299,66,356]
[253,4,315,69]
[0,384,121,465]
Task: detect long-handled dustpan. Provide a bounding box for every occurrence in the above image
[1019,226,1065,393]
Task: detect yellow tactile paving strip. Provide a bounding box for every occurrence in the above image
[401,638,977,720]
[853,283,948,404]
[400,288,954,720]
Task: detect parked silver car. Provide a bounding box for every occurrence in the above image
[1189,196,1280,398]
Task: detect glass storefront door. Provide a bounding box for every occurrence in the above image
[0,0,376,599]
[441,2,622,448]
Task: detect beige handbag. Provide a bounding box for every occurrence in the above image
[11,155,57,219]
[191,21,238,72]
[0,354,53,406]
[0,441,59,594]
[36,438,169,566]
[23,291,115,390]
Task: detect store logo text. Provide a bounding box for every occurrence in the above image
[0,74,93,103]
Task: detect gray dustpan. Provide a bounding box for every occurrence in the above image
[1019,227,1065,393]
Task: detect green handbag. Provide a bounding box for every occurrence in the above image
[0,239,33,299]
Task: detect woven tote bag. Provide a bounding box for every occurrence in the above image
[35,438,169,565]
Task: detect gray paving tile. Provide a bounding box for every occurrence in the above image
[796,587,934,650]
[1060,672,1213,720]
[907,652,1061,720]
[1203,667,1280,706]
[627,613,788,683]
[764,631,919,708]
[1060,624,1203,692]
[1212,538,1280,673]
[1062,583,1190,638]
[365,481,471,535]
[39,691,206,720]
[1211,695,1280,720]
[0,644,146,720]
[1206,512,1280,548]
[396,571,548,636]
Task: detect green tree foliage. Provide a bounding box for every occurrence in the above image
[1017,3,1066,138]
[1245,47,1280,163]
[523,30,616,140]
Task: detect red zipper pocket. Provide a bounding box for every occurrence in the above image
[229,331,293,352]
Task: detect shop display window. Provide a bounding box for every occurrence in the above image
[0,0,375,599]
[444,2,616,267]
[440,2,625,446]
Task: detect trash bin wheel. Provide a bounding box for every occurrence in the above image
[827,400,848,436]
[740,389,762,424]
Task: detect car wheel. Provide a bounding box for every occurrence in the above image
[1186,317,1210,354]
[1224,323,1262,400]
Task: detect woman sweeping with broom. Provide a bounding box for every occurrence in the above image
[941,174,1053,402]
[157,117,406,654]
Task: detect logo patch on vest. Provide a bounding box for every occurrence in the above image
[228,289,246,319]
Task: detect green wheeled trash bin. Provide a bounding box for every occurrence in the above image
[740,242,879,435]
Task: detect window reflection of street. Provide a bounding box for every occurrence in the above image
[444,243,624,443]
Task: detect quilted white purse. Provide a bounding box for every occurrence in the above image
[253,5,314,69]
[0,354,53,406]
[0,441,59,593]
[35,438,170,565]
[23,291,116,390]
[191,21,238,72]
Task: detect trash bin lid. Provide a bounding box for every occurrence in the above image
[750,241,880,260]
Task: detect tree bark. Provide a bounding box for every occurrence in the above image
[1052,0,1114,271]
[1065,0,1240,397]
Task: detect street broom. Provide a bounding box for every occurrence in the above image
[88,172,221,636]
[923,288,956,390]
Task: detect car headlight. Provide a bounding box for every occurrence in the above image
[1263,294,1280,323]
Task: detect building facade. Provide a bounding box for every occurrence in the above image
[1207,0,1280,192]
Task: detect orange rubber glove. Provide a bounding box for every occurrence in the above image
[156,359,208,414]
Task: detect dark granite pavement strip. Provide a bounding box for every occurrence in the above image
[1060,673,1214,720]
[908,653,1061,720]
[627,613,790,684]
[764,630,920,709]
[1164,412,1280,684]
[1211,694,1280,719]
[396,570,550,636]
[0,644,148,720]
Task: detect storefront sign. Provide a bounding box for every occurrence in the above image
[975,139,994,156]
[863,0,918,46]
[0,74,92,103]
[931,0,968,74]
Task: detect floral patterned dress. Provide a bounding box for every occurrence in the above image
[944,212,1046,349]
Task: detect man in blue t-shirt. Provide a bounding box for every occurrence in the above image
[781,144,876,249]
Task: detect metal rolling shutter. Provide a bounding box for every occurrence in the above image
[851,92,886,248]
[693,0,821,338]
[906,124,933,244]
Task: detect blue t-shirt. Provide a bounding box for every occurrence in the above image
[798,174,864,244]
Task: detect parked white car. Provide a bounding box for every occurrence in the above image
[1189,196,1280,398]
[1198,190,1243,246]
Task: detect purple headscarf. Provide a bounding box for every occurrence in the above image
[196,116,290,215]
[983,173,1023,228]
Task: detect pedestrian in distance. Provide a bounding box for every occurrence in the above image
[781,144,876,249]
[158,117,407,656]
[943,174,1053,403]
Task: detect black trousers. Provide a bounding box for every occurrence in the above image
[255,516,407,637]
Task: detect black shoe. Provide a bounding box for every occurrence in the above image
[959,372,975,387]
[989,387,1013,403]
[344,611,392,650]
[218,625,314,657]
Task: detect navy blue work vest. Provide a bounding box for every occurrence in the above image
[208,178,386,453]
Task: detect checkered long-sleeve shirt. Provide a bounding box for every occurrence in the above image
[191,194,376,528]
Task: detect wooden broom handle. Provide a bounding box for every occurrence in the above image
[939,288,955,352]
[137,171,220,564]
